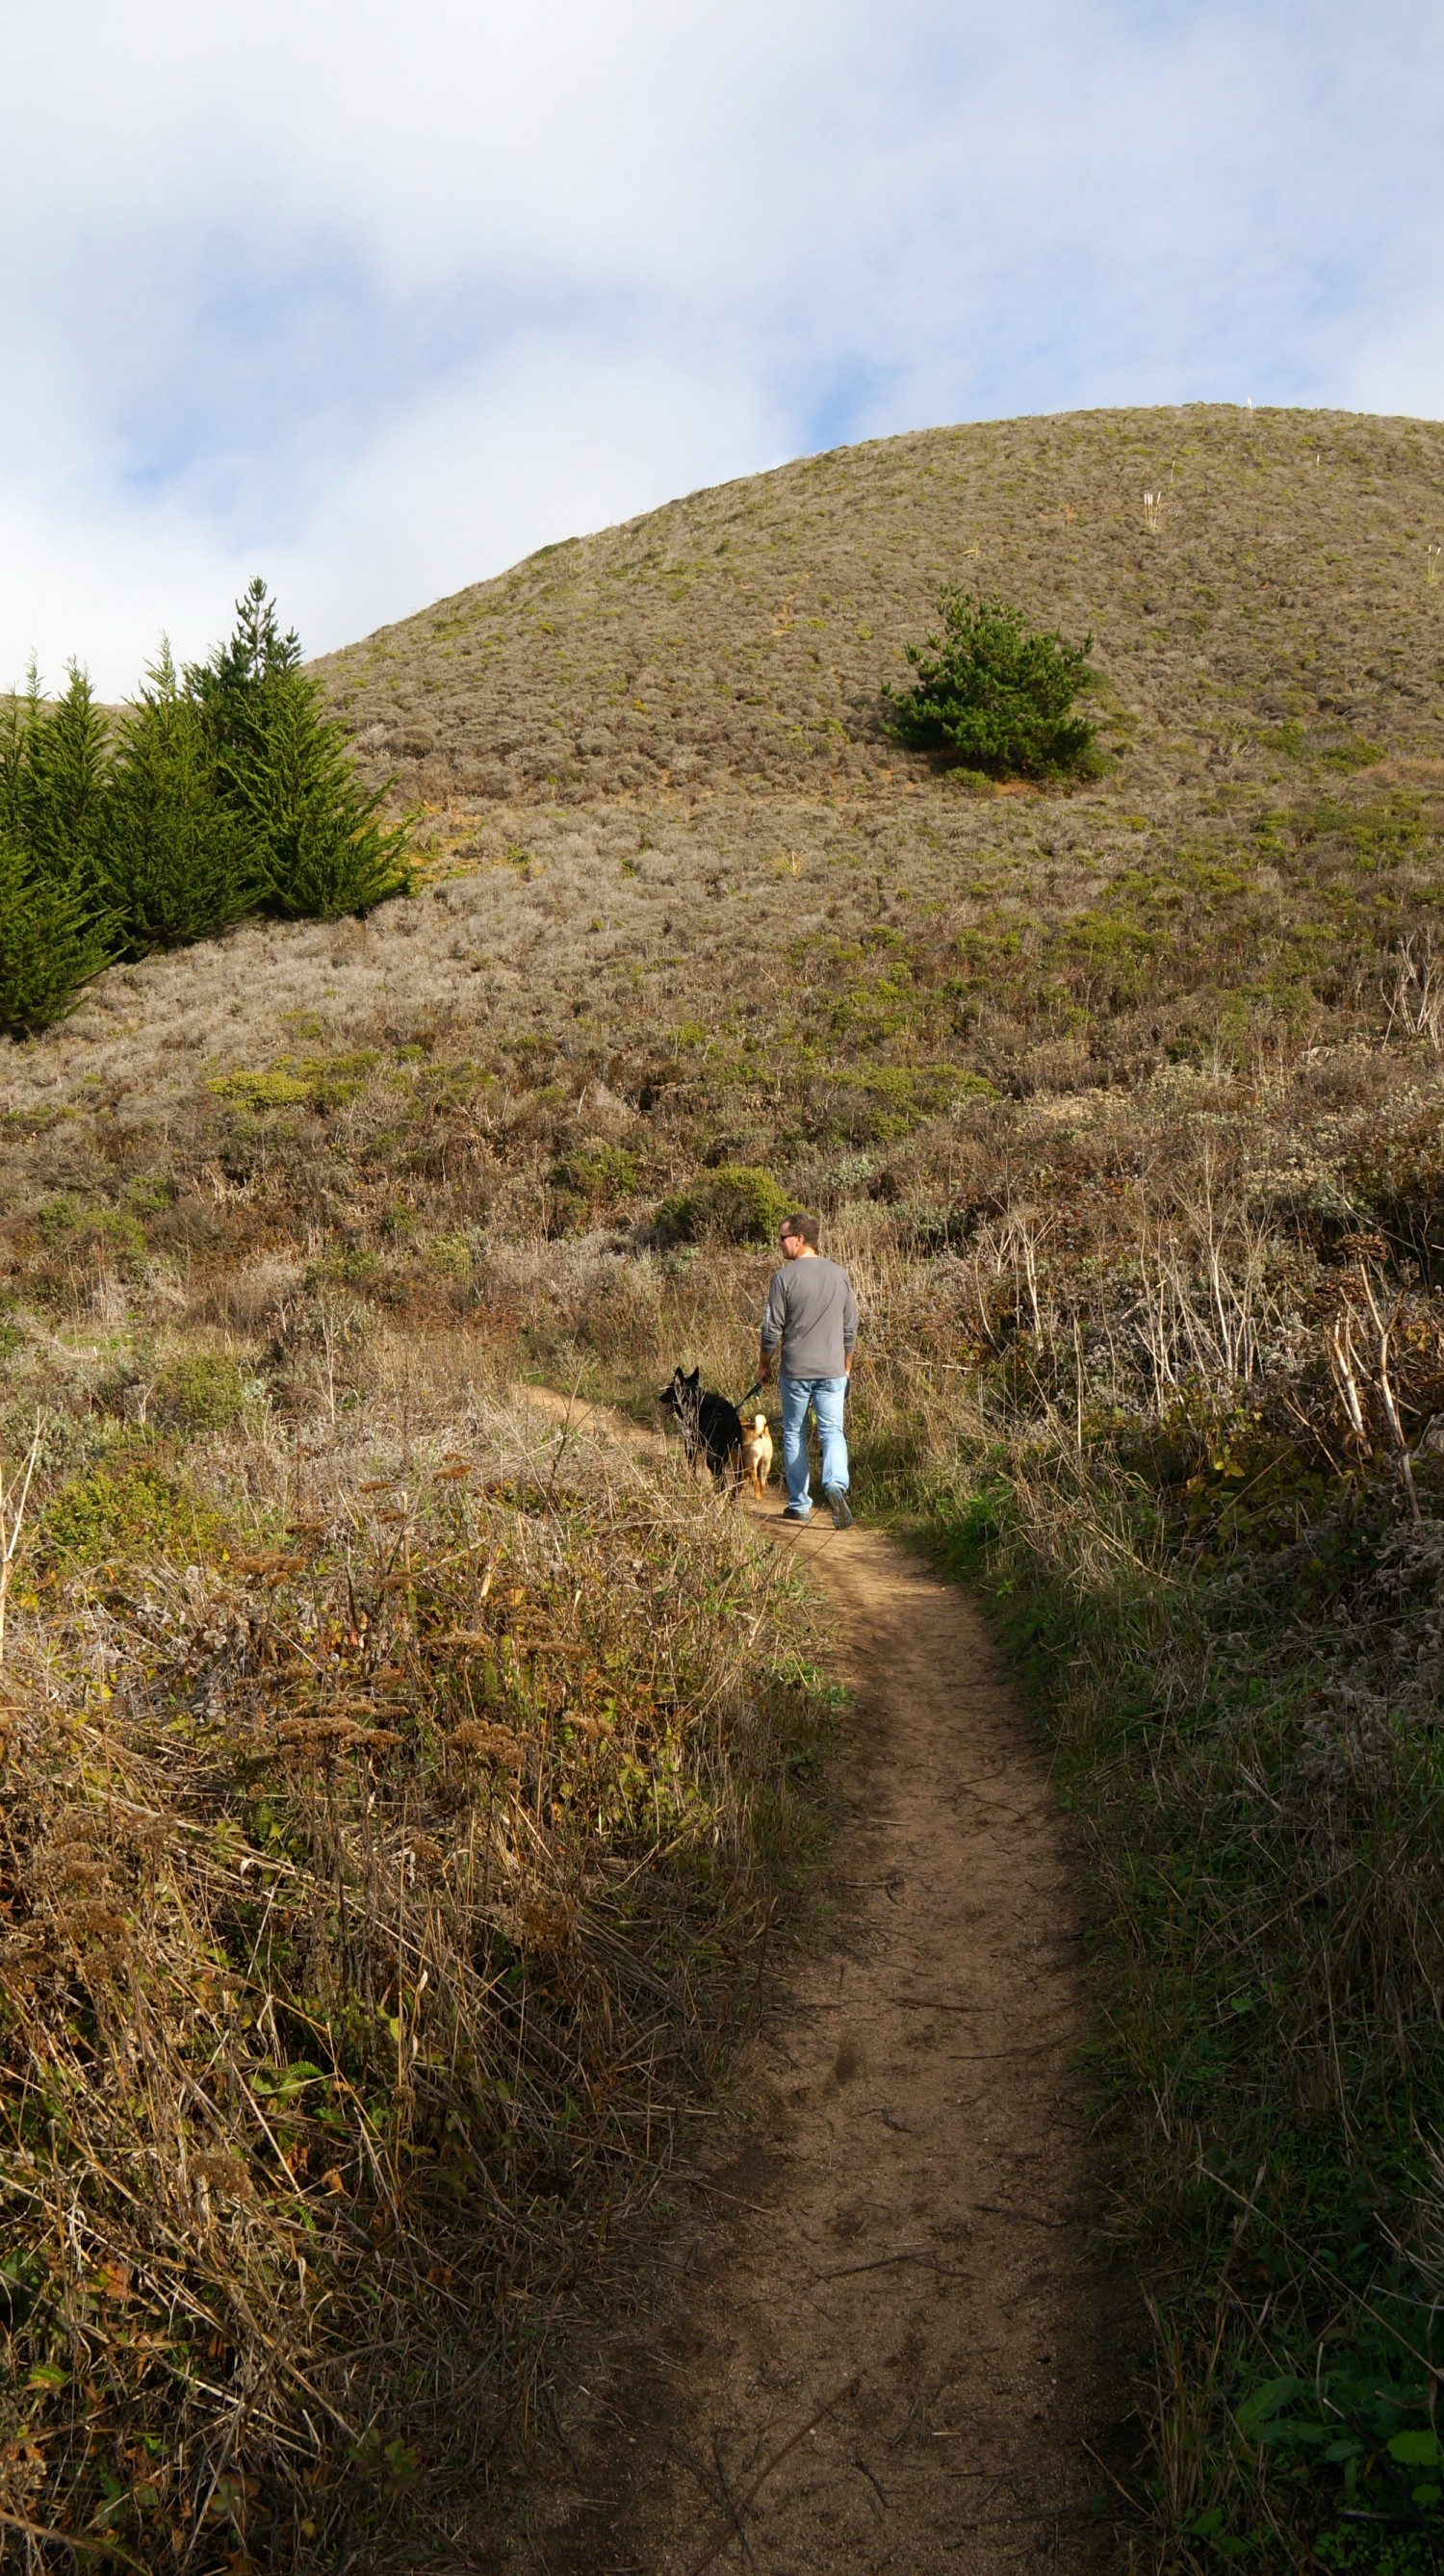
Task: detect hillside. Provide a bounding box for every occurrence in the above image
[2,406,1444,2571]
[318,402,1444,809]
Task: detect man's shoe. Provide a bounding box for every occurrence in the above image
[782,1506,811,1523]
[823,1488,854,1530]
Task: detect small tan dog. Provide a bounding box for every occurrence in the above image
[738,1410,773,1500]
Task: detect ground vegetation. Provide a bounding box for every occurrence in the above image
[0,403,1443,2563]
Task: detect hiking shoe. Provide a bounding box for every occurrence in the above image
[781,1506,811,1523]
[823,1487,854,1530]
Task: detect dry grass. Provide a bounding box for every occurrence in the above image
[315,403,1444,811]
[0,1325,826,2571]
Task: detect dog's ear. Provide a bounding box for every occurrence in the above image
[684,1368,700,1390]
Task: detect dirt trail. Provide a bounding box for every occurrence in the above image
[515,1395,1127,2573]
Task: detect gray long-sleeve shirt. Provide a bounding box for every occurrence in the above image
[761,1257,858,1379]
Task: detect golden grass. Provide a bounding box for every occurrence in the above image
[0,1326,827,2568]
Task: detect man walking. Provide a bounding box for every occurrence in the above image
[759,1214,858,1528]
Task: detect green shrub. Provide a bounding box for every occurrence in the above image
[425,1231,474,1285]
[40,1458,218,1566]
[654,1164,787,1247]
[0,833,109,1037]
[207,1052,381,1113]
[883,586,1099,779]
[31,1197,146,1268]
[149,1354,251,1434]
[552,1144,639,1204]
[102,648,266,954]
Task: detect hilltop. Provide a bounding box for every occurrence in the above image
[319,402,1444,810]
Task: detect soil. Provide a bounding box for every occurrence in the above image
[509,1397,1135,2575]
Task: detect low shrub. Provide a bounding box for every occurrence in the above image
[39,1450,220,1566]
[149,1353,253,1434]
[552,1142,639,1203]
[653,1163,788,1247]
[0,1369,829,2567]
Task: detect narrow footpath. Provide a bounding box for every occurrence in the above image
[516,1404,1132,2573]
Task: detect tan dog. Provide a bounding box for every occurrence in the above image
[738,1411,773,1500]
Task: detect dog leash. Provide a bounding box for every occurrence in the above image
[732,1380,763,1413]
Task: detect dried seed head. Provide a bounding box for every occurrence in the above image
[514,1890,578,1959]
[451,1719,525,1767]
[191,2151,253,2199]
[49,1808,104,1844]
[49,1854,107,1888]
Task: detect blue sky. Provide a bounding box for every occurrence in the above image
[1,0,1441,692]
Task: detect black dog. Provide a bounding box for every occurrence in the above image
[658,1367,743,1484]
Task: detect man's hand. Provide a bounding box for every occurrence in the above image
[845,1352,854,1379]
[758,1350,774,1386]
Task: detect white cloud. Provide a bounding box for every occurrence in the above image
[0,0,1440,691]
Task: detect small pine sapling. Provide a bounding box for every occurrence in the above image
[883,587,1101,780]
[103,646,267,955]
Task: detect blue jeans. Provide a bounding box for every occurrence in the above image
[780,1376,849,1515]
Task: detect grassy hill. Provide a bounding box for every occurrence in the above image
[318,402,1444,806]
[2,404,1444,2570]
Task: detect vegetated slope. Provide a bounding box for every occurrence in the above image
[316,402,1444,808]
[3,407,1444,2571]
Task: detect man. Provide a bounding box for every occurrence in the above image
[759,1213,858,1529]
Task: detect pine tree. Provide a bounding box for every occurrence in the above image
[1,664,114,903]
[191,579,413,920]
[883,588,1100,779]
[0,832,109,1038]
[0,668,42,851]
[102,646,267,956]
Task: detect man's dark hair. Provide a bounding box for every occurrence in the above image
[782,1212,819,1248]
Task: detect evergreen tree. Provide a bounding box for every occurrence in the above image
[0,667,42,852]
[883,588,1100,779]
[0,831,109,1038]
[191,579,413,919]
[103,646,267,956]
[0,664,114,901]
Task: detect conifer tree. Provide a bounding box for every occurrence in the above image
[0,664,113,904]
[0,832,108,1037]
[0,670,40,851]
[103,646,267,956]
[191,579,413,919]
[883,588,1100,779]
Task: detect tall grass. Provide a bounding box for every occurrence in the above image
[0,1327,827,2570]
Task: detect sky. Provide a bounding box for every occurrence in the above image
[1,0,1442,694]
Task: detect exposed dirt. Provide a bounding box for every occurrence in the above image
[509,1395,1130,2573]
